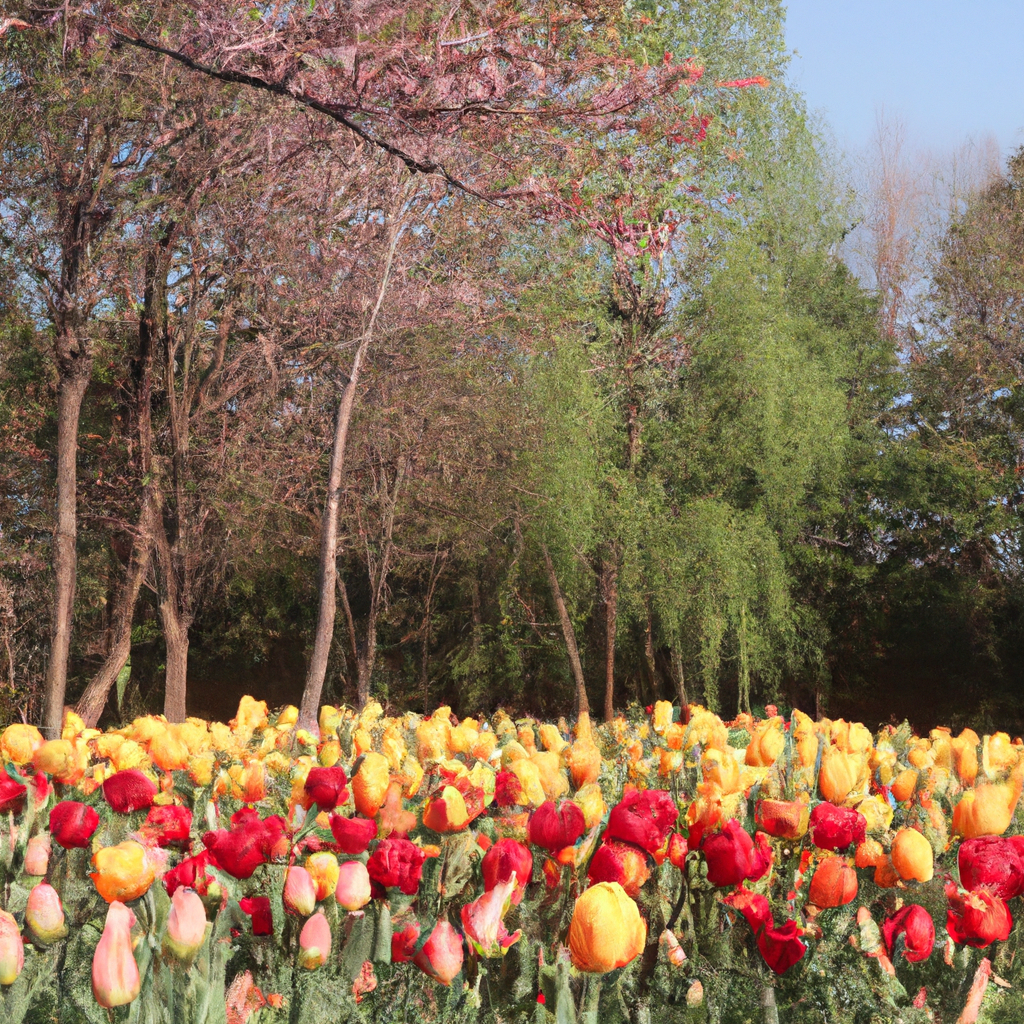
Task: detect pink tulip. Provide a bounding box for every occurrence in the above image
[25,882,67,944]
[283,866,317,917]
[335,861,372,912]
[460,876,521,958]
[298,912,332,969]
[0,910,24,986]
[163,887,208,962]
[92,901,140,1007]
[24,833,50,876]
[414,920,465,985]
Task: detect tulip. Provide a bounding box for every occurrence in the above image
[164,851,214,897]
[34,738,85,784]
[891,827,933,883]
[367,836,427,895]
[102,770,157,813]
[587,841,651,897]
[855,838,885,869]
[305,852,340,902]
[329,814,378,854]
[149,730,190,772]
[890,768,918,803]
[0,723,43,765]
[882,905,934,963]
[818,746,864,803]
[945,881,1012,947]
[25,882,67,944]
[138,805,192,847]
[952,783,1020,838]
[91,841,158,903]
[423,785,470,833]
[701,820,772,887]
[723,886,772,933]
[49,800,100,850]
[493,770,523,807]
[461,876,522,957]
[958,835,1024,899]
[304,766,349,811]
[391,920,421,962]
[745,719,785,767]
[284,866,317,917]
[482,839,533,904]
[604,790,678,854]
[164,888,208,962]
[809,803,866,851]
[568,882,646,973]
[335,860,372,911]
[92,902,139,1007]
[527,800,586,854]
[352,752,390,818]
[298,912,332,969]
[203,811,288,880]
[808,856,857,908]
[668,833,689,869]
[414,920,465,985]
[755,799,809,840]
[24,833,50,876]
[566,735,601,790]
[0,778,27,814]
[0,911,23,986]
[239,896,273,936]
[758,919,807,975]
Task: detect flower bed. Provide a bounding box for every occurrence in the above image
[0,698,1022,1022]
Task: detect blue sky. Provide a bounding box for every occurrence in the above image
[784,1,1024,157]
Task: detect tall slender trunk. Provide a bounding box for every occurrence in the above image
[601,561,617,723]
[643,598,659,702]
[419,540,446,713]
[76,492,156,726]
[541,543,589,717]
[670,640,688,718]
[154,504,190,724]
[298,221,404,731]
[43,364,91,737]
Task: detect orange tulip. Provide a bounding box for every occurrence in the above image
[818,746,863,804]
[423,785,470,833]
[953,782,1021,839]
[808,857,857,908]
[891,828,933,883]
[92,902,139,1007]
[568,882,646,973]
[745,719,785,767]
[91,841,158,903]
[0,723,43,765]
[755,799,809,840]
[352,752,390,818]
[890,769,918,804]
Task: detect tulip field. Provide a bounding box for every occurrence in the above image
[2,702,1024,1022]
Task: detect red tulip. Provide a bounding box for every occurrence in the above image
[329,815,378,855]
[723,887,772,932]
[138,805,193,847]
[809,803,866,851]
[481,839,533,905]
[203,811,288,880]
[668,833,688,869]
[414,920,464,985]
[527,800,586,854]
[882,905,934,963]
[701,820,772,887]
[757,919,807,975]
[298,912,332,969]
[366,837,427,896]
[304,767,349,812]
[239,896,273,936]
[945,881,1012,948]
[493,771,523,808]
[586,841,651,897]
[604,789,678,854]
[92,902,139,1007]
[0,778,26,814]
[391,921,421,962]
[164,851,214,897]
[102,770,157,814]
[49,800,100,849]
[958,836,1024,900]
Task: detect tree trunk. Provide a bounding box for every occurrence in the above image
[298,220,403,732]
[153,490,191,724]
[644,599,659,703]
[760,983,780,1024]
[541,543,589,717]
[670,641,688,719]
[601,561,617,723]
[43,364,91,737]
[76,492,156,727]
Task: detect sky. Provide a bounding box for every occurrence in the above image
[783,1,1024,159]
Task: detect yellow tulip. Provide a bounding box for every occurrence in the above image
[90,842,158,903]
[819,746,864,804]
[1,724,43,765]
[953,782,1021,838]
[568,883,646,973]
[855,795,894,834]
[890,827,933,883]
[745,718,785,767]
[652,701,674,736]
[352,752,390,817]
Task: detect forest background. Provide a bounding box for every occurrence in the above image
[2,0,1023,738]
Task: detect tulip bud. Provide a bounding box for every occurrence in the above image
[306,852,340,902]
[686,980,704,1007]
[414,920,465,985]
[25,882,67,944]
[568,882,646,973]
[24,833,50,876]
[284,866,317,917]
[335,860,372,912]
[298,912,332,969]
[163,888,208,963]
[93,902,140,1007]
[668,833,688,869]
[659,929,687,967]
[0,911,25,985]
